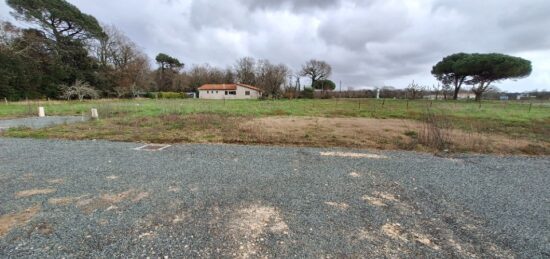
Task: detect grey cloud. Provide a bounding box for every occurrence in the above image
[189,0,249,30]
[0,0,548,91]
[239,0,341,12]
[317,2,410,51]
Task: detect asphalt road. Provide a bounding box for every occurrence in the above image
[0,138,548,258]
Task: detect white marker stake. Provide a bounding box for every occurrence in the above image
[91,108,99,119]
[38,106,45,117]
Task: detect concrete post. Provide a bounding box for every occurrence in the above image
[91,108,99,119]
[376,89,380,99]
[38,107,45,117]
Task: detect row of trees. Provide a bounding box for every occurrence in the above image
[431,53,532,101]
[0,0,334,100]
[0,0,335,100]
[0,0,154,100]
[153,56,335,98]
[0,0,336,100]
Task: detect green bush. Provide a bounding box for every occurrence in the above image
[145,92,158,99]
[301,87,314,99]
[313,79,336,90]
[146,92,186,99]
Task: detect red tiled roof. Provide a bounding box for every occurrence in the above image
[198,84,237,90]
[236,83,262,92]
[197,83,263,92]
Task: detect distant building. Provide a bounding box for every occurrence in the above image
[198,84,262,99]
[499,95,509,101]
[516,94,536,100]
[456,92,475,99]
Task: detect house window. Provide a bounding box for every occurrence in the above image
[228,91,236,95]
[225,91,228,95]
[245,91,250,96]
[216,91,218,93]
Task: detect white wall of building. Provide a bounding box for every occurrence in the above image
[199,85,261,99]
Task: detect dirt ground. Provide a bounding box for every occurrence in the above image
[238,117,547,155]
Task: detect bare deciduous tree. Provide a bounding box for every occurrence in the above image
[93,25,151,96]
[60,80,99,101]
[256,59,289,98]
[234,57,257,85]
[441,84,452,100]
[183,64,235,91]
[300,59,332,87]
[432,83,441,100]
[406,81,426,100]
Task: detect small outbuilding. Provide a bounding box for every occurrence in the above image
[198,83,262,99]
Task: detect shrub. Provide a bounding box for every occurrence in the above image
[418,110,452,150]
[146,92,186,99]
[159,92,184,99]
[313,79,336,90]
[301,87,314,99]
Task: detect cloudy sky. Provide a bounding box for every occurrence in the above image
[1,0,549,91]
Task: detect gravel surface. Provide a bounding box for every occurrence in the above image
[0,116,87,130]
[0,138,548,258]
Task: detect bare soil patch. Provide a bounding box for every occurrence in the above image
[76,189,149,214]
[48,196,85,206]
[229,204,288,258]
[0,205,40,237]
[15,188,56,198]
[46,179,64,184]
[324,201,350,210]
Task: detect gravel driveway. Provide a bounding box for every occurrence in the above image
[0,138,548,258]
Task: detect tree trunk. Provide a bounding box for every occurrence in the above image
[453,85,460,100]
[452,76,465,100]
[474,91,482,102]
[473,81,490,102]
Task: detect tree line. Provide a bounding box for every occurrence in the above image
[0,0,336,100]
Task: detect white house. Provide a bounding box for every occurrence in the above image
[198,83,262,99]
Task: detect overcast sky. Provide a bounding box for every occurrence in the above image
[1,0,549,91]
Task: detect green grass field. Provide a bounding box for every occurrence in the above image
[1,98,548,121]
[1,98,549,153]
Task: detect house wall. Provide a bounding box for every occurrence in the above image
[199,85,261,99]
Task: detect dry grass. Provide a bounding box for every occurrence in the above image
[4,114,549,155]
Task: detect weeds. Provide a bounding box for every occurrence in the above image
[418,109,452,151]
